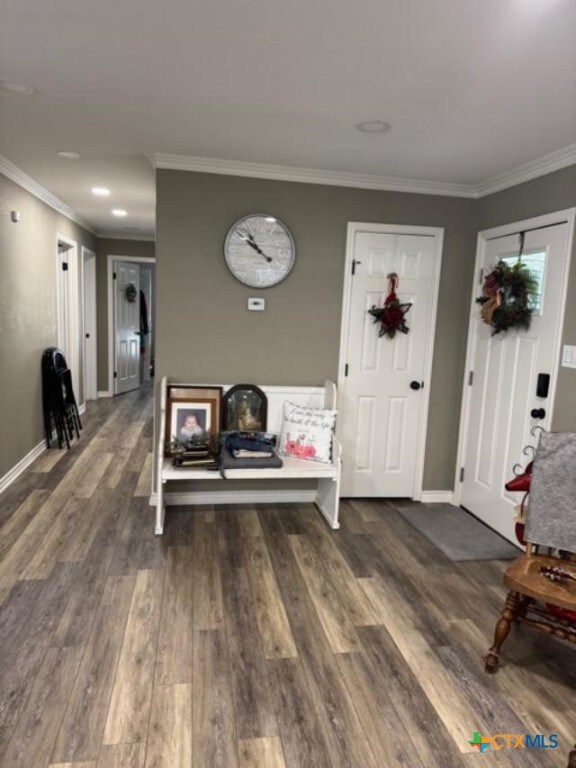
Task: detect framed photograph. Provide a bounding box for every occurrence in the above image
[165,385,222,455]
[222,384,267,432]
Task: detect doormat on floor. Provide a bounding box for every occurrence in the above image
[397,504,520,561]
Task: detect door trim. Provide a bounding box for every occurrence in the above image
[107,254,156,395]
[454,207,576,505]
[55,233,81,406]
[337,222,445,500]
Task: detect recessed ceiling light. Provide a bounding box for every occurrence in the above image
[112,209,128,217]
[91,187,111,197]
[0,80,36,95]
[355,120,392,134]
[56,150,82,160]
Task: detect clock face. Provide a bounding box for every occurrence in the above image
[224,214,295,288]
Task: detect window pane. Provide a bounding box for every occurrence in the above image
[500,250,545,313]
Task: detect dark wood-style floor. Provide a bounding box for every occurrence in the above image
[0,386,574,768]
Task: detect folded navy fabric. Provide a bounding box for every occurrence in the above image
[219,446,283,470]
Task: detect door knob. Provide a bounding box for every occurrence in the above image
[530,408,546,419]
[410,381,423,391]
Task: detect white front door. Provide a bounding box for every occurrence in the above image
[339,225,443,497]
[460,213,573,543]
[115,261,141,395]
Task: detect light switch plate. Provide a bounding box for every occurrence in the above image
[247,297,265,311]
[561,345,576,368]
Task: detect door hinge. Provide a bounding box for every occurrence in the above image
[479,268,484,284]
[351,259,362,276]
[114,371,118,379]
[468,370,474,386]
[345,363,349,377]
[61,261,69,271]
[459,467,465,482]
[113,272,117,280]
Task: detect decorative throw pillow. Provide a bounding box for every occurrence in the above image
[278,401,337,463]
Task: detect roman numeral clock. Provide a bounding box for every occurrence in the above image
[224,214,296,288]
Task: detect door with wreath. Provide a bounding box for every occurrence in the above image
[115,261,141,395]
[459,215,573,543]
[338,225,443,498]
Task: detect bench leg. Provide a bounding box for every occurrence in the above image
[316,477,340,529]
[155,479,166,535]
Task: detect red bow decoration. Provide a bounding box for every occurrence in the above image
[368,273,412,338]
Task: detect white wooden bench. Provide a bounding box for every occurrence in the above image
[152,376,342,534]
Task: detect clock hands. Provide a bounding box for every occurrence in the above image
[236,229,273,263]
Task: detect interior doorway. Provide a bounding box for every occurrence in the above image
[338,223,444,499]
[56,234,82,408]
[82,247,97,401]
[107,254,155,395]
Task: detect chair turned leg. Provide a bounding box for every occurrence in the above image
[568,744,576,768]
[485,590,520,674]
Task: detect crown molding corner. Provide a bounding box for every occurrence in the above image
[0,155,96,234]
[475,143,576,198]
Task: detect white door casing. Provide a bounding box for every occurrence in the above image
[114,261,141,395]
[56,234,82,405]
[82,247,97,401]
[457,209,575,543]
[338,223,444,498]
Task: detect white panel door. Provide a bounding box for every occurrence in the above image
[340,231,440,497]
[460,221,571,542]
[115,261,141,395]
[82,249,97,400]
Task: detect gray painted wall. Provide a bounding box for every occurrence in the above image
[156,169,478,490]
[95,238,155,391]
[0,174,96,479]
[476,165,576,432]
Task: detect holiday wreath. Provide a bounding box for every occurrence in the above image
[368,272,412,339]
[476,260,538,336]
[125,283,137,303]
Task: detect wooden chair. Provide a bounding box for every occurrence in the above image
[485,431,576,675]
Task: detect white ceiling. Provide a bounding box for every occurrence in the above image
[1,0,575,238]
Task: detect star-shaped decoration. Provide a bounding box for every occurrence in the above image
[368,296,412,338]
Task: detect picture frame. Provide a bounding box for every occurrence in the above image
[165,385,223,455]
[222,383,268,432]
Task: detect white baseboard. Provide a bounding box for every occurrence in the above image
[98,390,112,398]
[420,491,455,504]
[149,489,318,507]
[0,440,46,496]
[79,403,86,416]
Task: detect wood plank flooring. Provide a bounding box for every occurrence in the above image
[0,386,574,767]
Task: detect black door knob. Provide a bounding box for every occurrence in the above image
[410,381,422,391]
[531,408,546,419]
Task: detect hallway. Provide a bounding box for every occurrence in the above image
[0,387,573,767]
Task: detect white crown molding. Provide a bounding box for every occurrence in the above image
[0,155,96,234]
[151,153,477,198]
[152,145,576,199]
[475,143,576,198]
[96,230,156,242]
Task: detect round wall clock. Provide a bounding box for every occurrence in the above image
[224,214,296,288]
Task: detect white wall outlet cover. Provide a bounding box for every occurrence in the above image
[561,345,576,369]
[248,297,265,311]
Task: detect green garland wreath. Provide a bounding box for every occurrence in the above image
[125,283,137,303]
[476,260,538,336]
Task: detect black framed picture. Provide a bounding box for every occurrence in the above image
[222,384,267,432]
